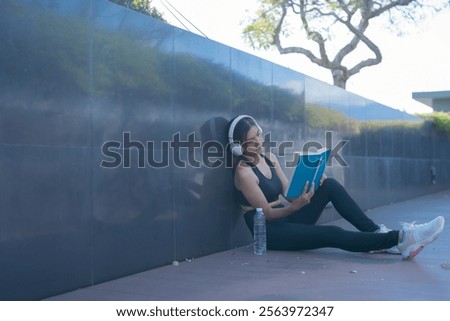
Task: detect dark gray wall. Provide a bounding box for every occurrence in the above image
[1,0,449,300]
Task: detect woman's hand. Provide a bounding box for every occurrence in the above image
[290,181,315,211]
[319,174,327,186]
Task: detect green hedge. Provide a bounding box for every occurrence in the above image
[306,104,450,140]
[420,112,450,138]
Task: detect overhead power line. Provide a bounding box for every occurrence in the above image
[159,0,208,38]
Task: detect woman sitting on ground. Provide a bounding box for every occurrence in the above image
[227,115,445,259]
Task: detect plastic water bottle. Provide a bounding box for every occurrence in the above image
[253,208,266,255]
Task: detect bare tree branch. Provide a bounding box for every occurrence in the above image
[371,0,415,18]
[274,1,325,66]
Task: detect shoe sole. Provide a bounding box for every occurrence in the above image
[406,245,424,260]
[404,217,445,260]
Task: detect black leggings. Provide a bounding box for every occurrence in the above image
[244,178,400,252]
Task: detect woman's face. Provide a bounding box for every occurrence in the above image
[243,125,263,156]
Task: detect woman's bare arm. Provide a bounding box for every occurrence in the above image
[235,158,314,220]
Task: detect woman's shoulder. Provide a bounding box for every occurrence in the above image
[235,159,252,174]
[234,159,257,187]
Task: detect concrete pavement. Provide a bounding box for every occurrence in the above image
[47,190,450,301]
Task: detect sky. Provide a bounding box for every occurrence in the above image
[153,0,450,115]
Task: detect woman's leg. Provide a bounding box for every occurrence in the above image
[288,178,380,232]
[267,220,399,252]
[244,210,399,252]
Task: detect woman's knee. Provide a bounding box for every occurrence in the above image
[318,177,336,193]
[320,177,344,192]
[322,177,338,187]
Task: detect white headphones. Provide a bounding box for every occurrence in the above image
[228,115,263,157]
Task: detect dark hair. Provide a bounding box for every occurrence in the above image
[230,116,258,145]
[226,116,259,167]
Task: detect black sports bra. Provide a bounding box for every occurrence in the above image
[235,155,284,207]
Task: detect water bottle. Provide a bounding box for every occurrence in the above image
[253,208,266,255]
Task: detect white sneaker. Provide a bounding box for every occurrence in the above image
[398,216,445,260]
[375,224,401,254]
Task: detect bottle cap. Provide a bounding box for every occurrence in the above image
[256,208,263,212]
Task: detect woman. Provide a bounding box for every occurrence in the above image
[227,115,445,259]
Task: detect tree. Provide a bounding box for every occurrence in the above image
[109,0,166,21]
[243,0,448,89]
